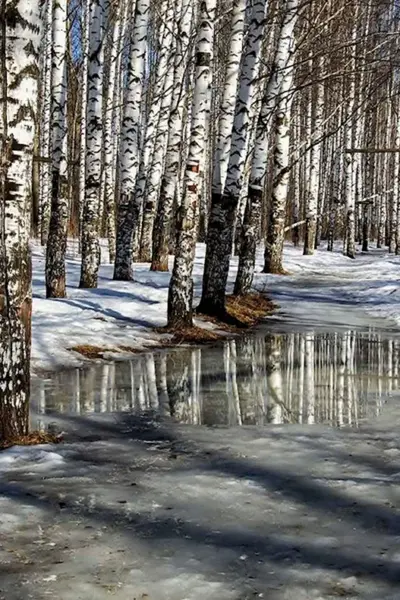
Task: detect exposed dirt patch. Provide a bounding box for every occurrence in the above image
[69,345,115,359]
[196,293,276,330]
[225,293,276,327]
[68,295,276,360]
[0,431,63,450]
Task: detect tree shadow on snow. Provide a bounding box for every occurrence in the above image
[2,414,400,597]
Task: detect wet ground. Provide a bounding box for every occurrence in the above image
[4,295,400,599]
[31,303,400,432]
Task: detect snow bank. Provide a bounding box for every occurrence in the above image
[0,444,64,471]
[31,239,400,372]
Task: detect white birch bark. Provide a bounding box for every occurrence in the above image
[395,112,400,254]
[168,0,216,329]
[79,0,108,288]
[0,0,41,438]
[39,0,52,245]
[235,0,298,292]
[103,1,125,264]
[212,0,247,195]
[113,0,150,281]
[139,3,176,263]
[343,22,357,259]
[138,1,175,262]
[78,0,90,246]
[151,0,193,272]
[264,47,296,274]
[304,58,324,256]
[199,0,267,317]
[45,0,69,298]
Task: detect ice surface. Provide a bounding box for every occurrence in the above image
[2,417,400,599]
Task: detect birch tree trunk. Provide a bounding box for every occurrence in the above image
[113,0,150,281]
[198,0,267,318]
[303,57,323,256]
[0,0,41,439]
[79,0,108,288]
[46,0,69,298]
[212,0,247,196]
[168,0,216,329]
[395,112,400,254]
[78,0,90,247]
[263,49,296,274]
[138,1,174,262]
[139,2,176,263]
[343,22,357,259]
[235,0,298,293]
[151,0,193,272]
[39,0,52,245]
[103,1,125,264]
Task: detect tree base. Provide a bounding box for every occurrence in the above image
[262,265,289,275]
[150,260,169,272]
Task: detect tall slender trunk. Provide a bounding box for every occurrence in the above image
[139,1,176,263]
[0,0,41,439]
[78,0,90,249]
[151,0,194,272]
[212,0,247,196]
[113,0,150,281]
[343,21,357,259]
[263,49,296,274]
[39,0,52,245]
[198,0,267,318]
[168,0,216,329]
[79,0,108,288]
[46,0,69,298]
[103,1,125,264]
[235,0,298,293]
[304,57,323,256]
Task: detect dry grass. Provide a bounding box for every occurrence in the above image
[225,293,275,327]
[70,294,276,358]
[160,293,276,344]
[117,345,141,354]
[0,431,63,450]
[70,345,115,359]
[70,344,142,359]
[156,325,220,345]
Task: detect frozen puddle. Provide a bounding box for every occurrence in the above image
[3,308,400,599]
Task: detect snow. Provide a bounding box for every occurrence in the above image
[2,416,400,599]
[32,239,400,371]
[3,241,400,598]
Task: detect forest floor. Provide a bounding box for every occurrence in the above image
[2,242,398,599]
[31,240,400,371]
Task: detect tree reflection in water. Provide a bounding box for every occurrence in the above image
[31,329,398,429]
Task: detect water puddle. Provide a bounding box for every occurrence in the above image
[31,327,400,429]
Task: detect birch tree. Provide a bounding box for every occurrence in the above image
[103,0,125,264]
[79,0,108,288]
[212,0,247,196]
[38,0,52,245]
[198,0,267,318]
[0,0,41,439]
[168,0,216,329]
[138,1,175,263]
[151,0,193,272]
[235,0,298,293]
[263,42,296,273]
[113,0,150,281]
[46,0,69,298]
